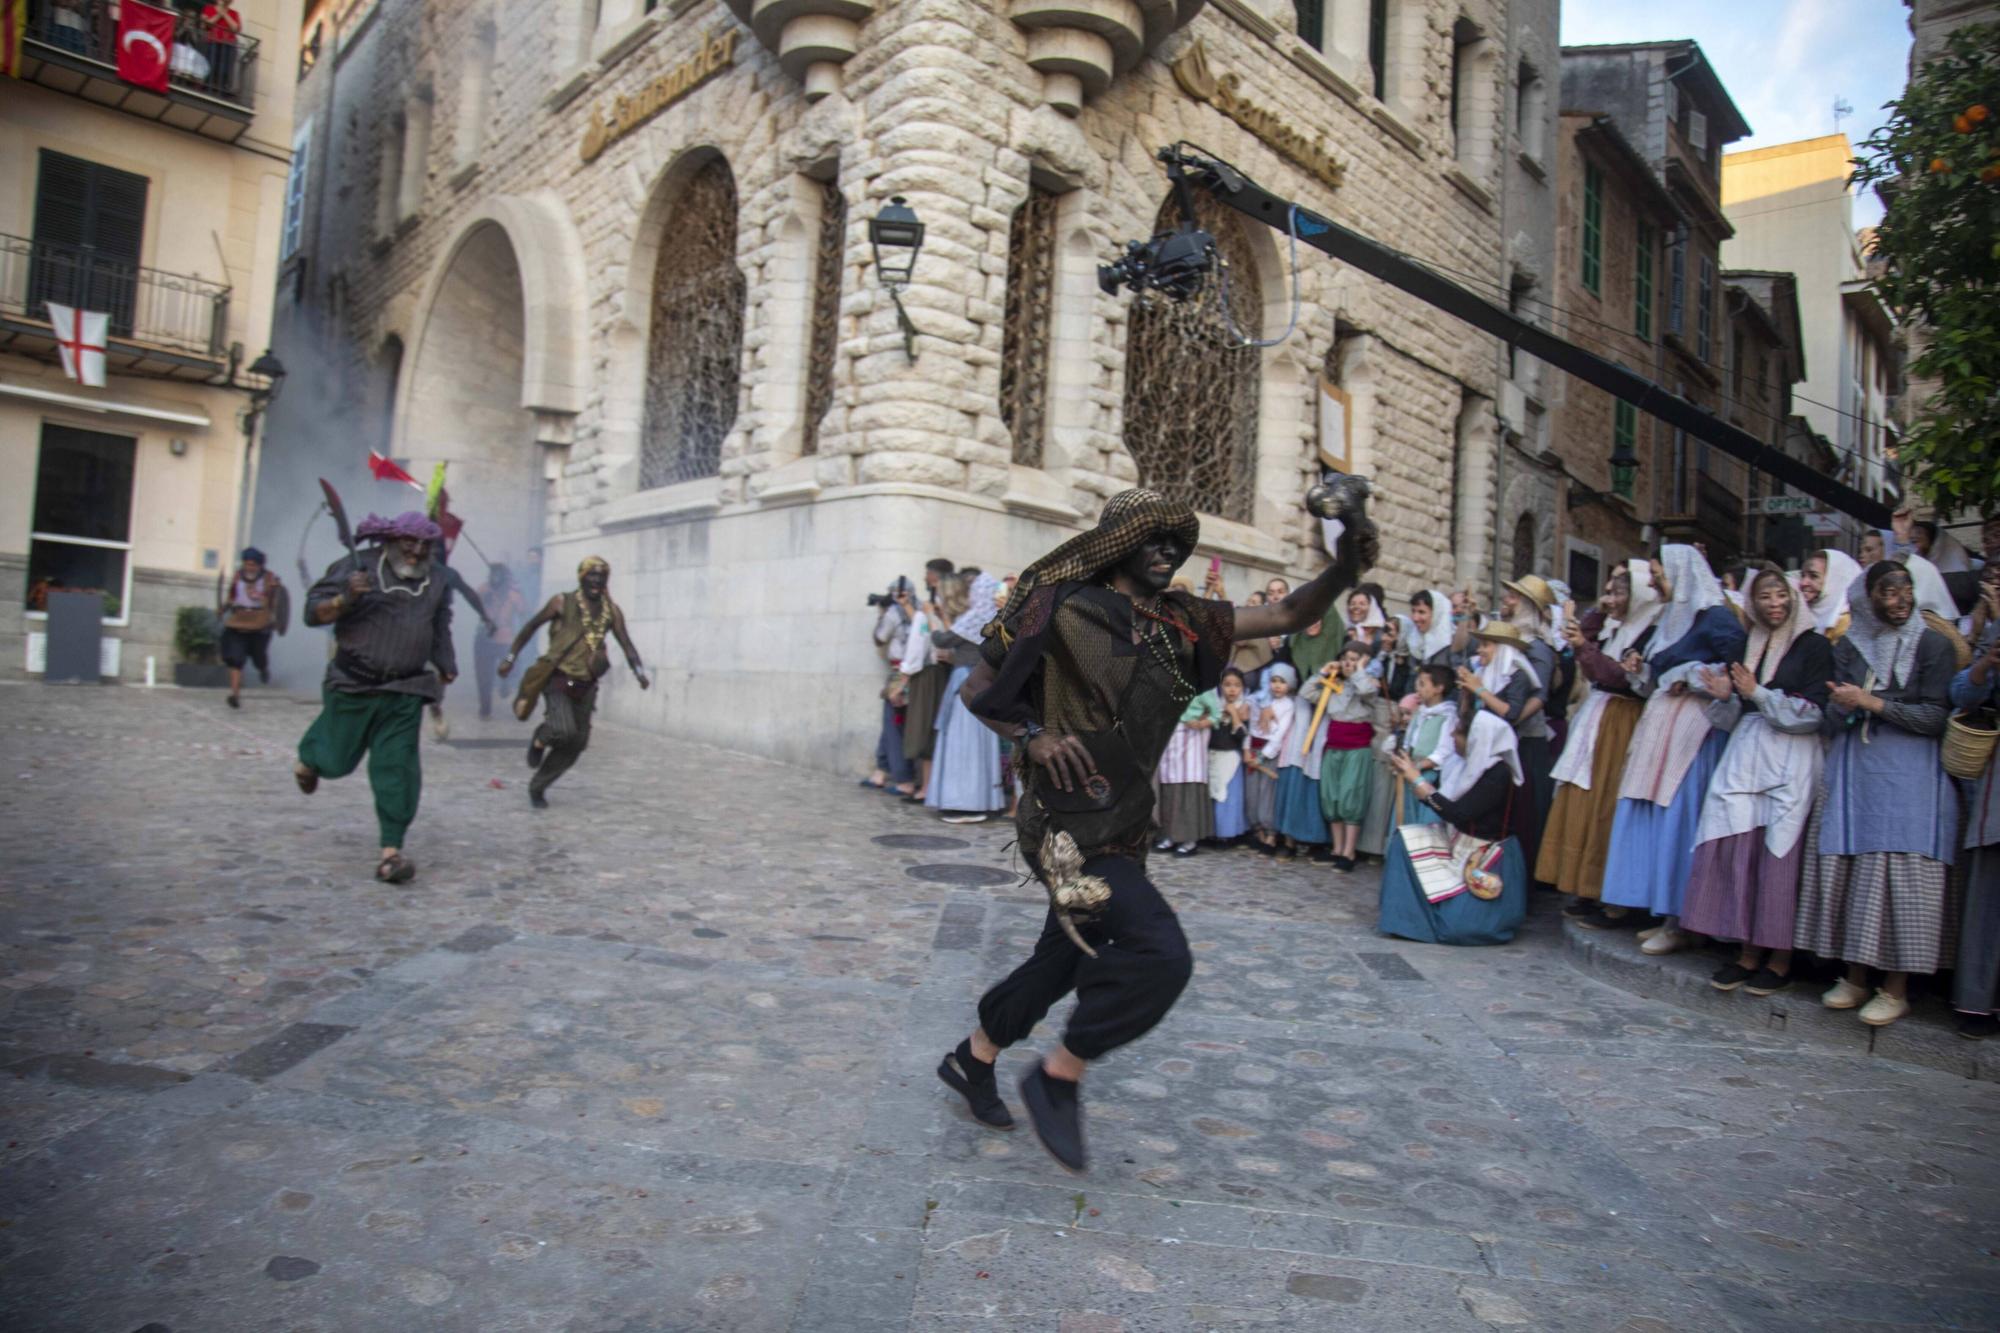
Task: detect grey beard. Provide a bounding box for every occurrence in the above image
[390,556,432,583]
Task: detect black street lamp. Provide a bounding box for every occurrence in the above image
[1609,430,1639,498]
[869,196,924,362]
[247,348,289,408]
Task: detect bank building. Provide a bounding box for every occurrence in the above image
[261,0,1558,770]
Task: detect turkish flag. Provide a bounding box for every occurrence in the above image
[116,1,175,94]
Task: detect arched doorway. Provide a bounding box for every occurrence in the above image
[403,221,540,661]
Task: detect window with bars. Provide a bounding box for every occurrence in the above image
[1612,400,1636,499]
[1511,513,1537,580]
[31,151,148,338]
[641,157,745,489]
[1580,163,1602,296]
[801,179,845,457]
[1001,186,1057,469]
[1696,254,1715,363]
[1668,236,1685,337]
[1634,221,1653,340]
[1122,191,1260,523]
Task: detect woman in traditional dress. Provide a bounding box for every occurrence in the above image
[1343,590,1387,652]
[1454,621,1551,874]
[1154,689,1216,855]
[925,574,1008,823]
[899,582,943,802]
[1209,668,1253,844]
[1409,588,1461,669]
[1950,623,2000,1040]
[1246,664,1296,854]
[1275,636,1336,859]
[1357,619,1417,861]
[1908,553,1974,670]
[1599,546,1747,954]
[1379,709,1529,946]
[1302,642,1380,872]
[1396,665,1461,825]
[1681,566,1832,994]
[1544,562,1660,924]
[1498,575,1562,855]
[1795,561,1960,1027]
[1798,548,1861,642]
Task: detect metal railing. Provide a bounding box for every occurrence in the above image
[0,233,230,359]
[26,0,261,108]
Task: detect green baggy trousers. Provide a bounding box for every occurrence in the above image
[297,687,425,848]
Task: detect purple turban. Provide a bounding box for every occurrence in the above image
[355,511,443,543]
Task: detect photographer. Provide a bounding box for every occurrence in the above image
[900,557,957,798]
[862,576,919,794]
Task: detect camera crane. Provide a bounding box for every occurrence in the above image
[1101,145,1895,533]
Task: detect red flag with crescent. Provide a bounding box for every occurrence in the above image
[116,0,175,93]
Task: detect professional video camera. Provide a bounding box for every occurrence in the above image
[1096,224,1215,300]
[865,577,913,609]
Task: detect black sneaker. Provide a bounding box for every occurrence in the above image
[1308,846,1335,865]
[1957,1013,2000,1040]
[1561,899,1597,919]
[1571,905,1620,930]
[937,1041,1013,1129]
[1018,1065,1086,1172]
[529,791,549,810]
[1710,963,1756,992]
[1744,968,1793,996]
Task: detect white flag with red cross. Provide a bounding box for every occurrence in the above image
[45,302,109,388]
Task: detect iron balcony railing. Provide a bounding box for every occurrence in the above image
[0,233,230,360]
[27,0,261,108]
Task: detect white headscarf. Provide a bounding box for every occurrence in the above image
[1442,710,1525,801]
[1344,592,1386,640]
[1744,567,1812,685]
[1807,549,1862,632]
[1844,565,1926,688]
[1475,636,1533,696]
[1410,588,1456,661]
[1602,558,1664,660]
[1649,543,1726,654]
[1906,553,1958,622]
[950,573,1003,641]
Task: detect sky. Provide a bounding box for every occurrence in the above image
[1560,0,1913,225]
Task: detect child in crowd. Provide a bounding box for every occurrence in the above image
[1301,642,1380,872]
[1210,667,1252,844]
[1155,684,1217,855]
[1247,664,1296,854]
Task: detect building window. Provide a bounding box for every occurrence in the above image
[1367,0,1389,101]
[1696,254,1715,363]
[641,157,745,489]
[1580,163,1602,296]
[1511,512,1537,580]
[396,88,433,223]
[1001,185,1058,469]
[1515,60,1545,161]
[377,335,404,458]
[31,150,148,338]
[800,178,846,458]
[1633,222,1653,340]
[453,24,497,174]
[283,120,312,261]
[374,112,404,237]
[1731,328,1745,404]
[1123,190,1259,523]
[27,425,136,622]
[1612,400,1637,499]
[1668,234,1686,337]
[1294,0,1324,51]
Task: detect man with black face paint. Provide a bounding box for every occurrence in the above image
[939,488,1379,1170]
[499,556,649,808]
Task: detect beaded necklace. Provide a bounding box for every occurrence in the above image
[574,590,613,656]
[1132,598,1199,702]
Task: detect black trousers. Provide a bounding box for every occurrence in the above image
[530,682,596,798]
[219,628,271,676]
[473,638,507,716]
[977,854,1194,1062]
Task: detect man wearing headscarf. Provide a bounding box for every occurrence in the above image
[937,488,1379,1171]
[499,556,650,809]
[294,512,456,884]
[216,546,288,709]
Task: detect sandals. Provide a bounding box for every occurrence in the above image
[293,763,319,795]
[375,853,417,884]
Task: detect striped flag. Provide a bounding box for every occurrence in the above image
[3,0,27,80]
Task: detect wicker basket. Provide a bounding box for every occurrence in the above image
[1943,710,2000,781]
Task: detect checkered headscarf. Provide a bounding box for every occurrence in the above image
[985,489,1200,645]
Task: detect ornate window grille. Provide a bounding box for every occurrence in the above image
[1121,192,1260,523]
[801,179,845,457]
[641,157,745,488]
[1512,512,1537,579]
[1001,186,1057,469]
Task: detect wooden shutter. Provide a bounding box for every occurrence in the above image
[31,151,148,335]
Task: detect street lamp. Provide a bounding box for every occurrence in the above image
[247,348,288,409]
[1609,430,1638,498]
[230,346,289,586]
[869,196,924,362]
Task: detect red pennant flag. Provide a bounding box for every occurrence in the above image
[433,488,465,552]
[367,450,422,488]
[116,0,175,93]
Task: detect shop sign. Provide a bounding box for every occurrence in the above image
[581,28,741,164]
[1172,39,1346,193]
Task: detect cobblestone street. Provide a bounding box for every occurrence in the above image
[2,683,1997,1332]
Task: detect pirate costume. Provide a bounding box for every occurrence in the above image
[510,557,645,807]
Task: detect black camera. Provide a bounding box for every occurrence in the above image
[1097,225,1215,300]
[866,579,911,608]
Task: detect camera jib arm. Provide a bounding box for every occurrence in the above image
[1115,146,1893,532]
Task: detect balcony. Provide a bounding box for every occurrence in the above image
[0,234,232,382]
[14,1,261,143]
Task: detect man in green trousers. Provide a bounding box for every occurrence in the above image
[293,511,456,883]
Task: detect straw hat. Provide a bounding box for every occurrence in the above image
[1471,621,1533,650]
[1502,574,1554,611]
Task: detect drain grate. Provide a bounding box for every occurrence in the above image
[905,864,1015,886]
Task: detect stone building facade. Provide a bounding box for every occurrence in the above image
[260,0,1529,771]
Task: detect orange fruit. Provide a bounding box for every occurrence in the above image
[1969,104,1991,122]
[1957,114,1974,134]
[1929,157,1951,173]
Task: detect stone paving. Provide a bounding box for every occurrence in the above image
[2,682,1998,1333]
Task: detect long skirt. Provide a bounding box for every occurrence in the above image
[1534,694,1642,899]
[1319,746,1373,824]
[1275,766,1328,844]
[1517,734,1554,884]
[1680,830,1806,952]
[1213,766,1249,839]
[1246,768,1279,832]
[1377,833,1529,946]
[1955,846,2000,1015]
[1601,729,1728,918]
[925,664,1006,813]
[1796,789,1956,974]
[1358,751,1398,858]
[1155,782,1213,845]
[902,662,949,762]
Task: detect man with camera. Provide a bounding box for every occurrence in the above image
[864,576,919,794]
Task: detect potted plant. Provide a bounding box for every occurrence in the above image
[172,604,230,688]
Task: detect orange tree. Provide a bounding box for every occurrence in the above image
[1852,22,2000,519]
